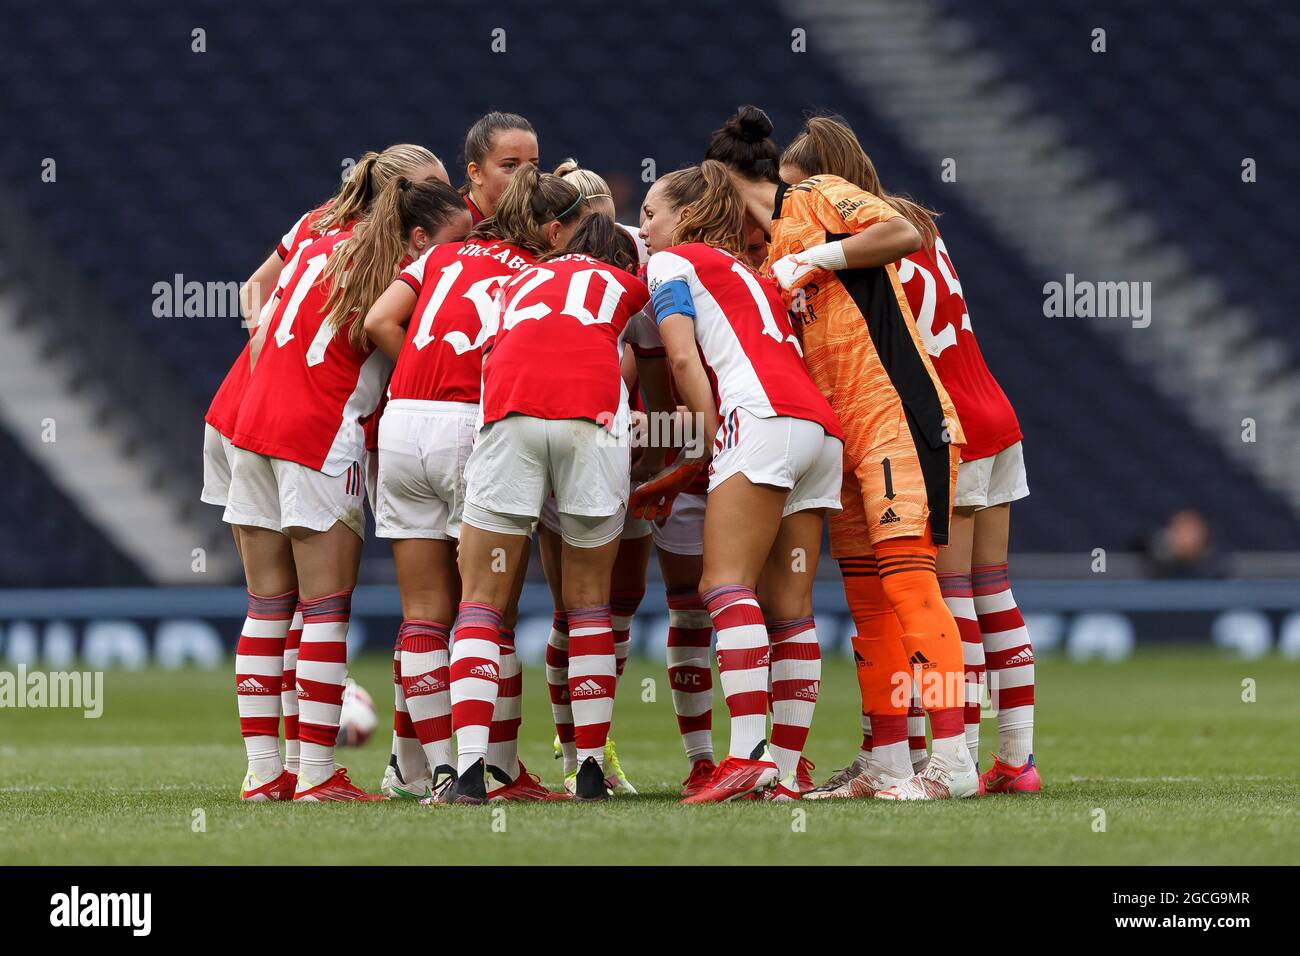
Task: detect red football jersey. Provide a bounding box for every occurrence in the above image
[482,254,650,427]
[206,204,335,437]
[388,239,534,404]
[647,243,843,441]
[897,231,1021,461]
[232,231,391,474]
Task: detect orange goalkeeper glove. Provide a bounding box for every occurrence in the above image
[628,460,707,522]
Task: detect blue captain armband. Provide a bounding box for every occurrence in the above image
[651,278,696,323]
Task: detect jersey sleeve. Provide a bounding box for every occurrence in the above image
[800,175,902,236]
[276,211,312,259]
[646,251,696,323]
[398,249,431,295]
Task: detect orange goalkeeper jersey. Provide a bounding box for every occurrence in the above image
[766,175,964,469]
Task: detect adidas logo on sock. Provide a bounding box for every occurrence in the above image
[469,663,499,680]
[408,673,447,695]
[1005,647,1035,666]
[794,680,820,701]
[237,677,273,694]
[909,651,936,671]
[570,679,605,699]
[879,507,901,525]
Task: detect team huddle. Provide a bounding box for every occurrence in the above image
[204,105,1039,804]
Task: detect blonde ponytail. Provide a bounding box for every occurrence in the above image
[315,143,442,233]
[321,176,463,351]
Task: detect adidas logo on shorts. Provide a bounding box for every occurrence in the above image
[880,507,901,525]
[569,678,605,699]
[236,677,273,694]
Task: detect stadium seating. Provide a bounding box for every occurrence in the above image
[0,0,1297,585]
[938,0,1300,359]
[0,426,146,587]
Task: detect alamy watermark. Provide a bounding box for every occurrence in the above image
[596,409,708,456]
[0,665,103,718]
[1043,274,1151,328]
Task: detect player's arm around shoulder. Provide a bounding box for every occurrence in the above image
[771,177,922,290]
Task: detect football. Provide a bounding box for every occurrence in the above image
[337,678,377,747]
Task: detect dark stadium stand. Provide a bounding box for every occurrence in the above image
[939,0,1300,358]
[0,427,146,587]
[1,0,1297,585]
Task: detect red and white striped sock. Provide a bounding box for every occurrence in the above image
[867,713,911,779]
[237,589,297,782]
[545,611,577,774]
[487,627,522,778]
[295,590,352,789]
[768,616,820,781]
[907,691,928,770]
[399,619,452,777]
[449,602,502,775]
[392,629,425,783]
[281,603,303,774]
[610,588,643,686]
[702,585,770,760]
[665,588,714,764]
[859,711,873,762]
[567,605,616,767]
[973,563,1035,766]
[939,571,984,765]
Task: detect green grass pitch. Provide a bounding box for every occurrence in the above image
[2,651,1298,864]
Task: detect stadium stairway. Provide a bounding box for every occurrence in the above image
[782,0,1300,516]
[0,193,237,584]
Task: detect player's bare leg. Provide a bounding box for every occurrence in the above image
[233,525,298,801]
[384,537,458,800]
[684,474,785,803]
[287,521,378,801]
[937,507,981,767]
[660,548,715,795]
[971,504,1039,793]
[756,508,827,800]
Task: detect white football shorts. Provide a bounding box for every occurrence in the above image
[707,408,843,517]
[201,423,236,507]
[375,400,479,540]
[223,446,367,538]
[954,440,1030,509]
[463,415,630,548]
